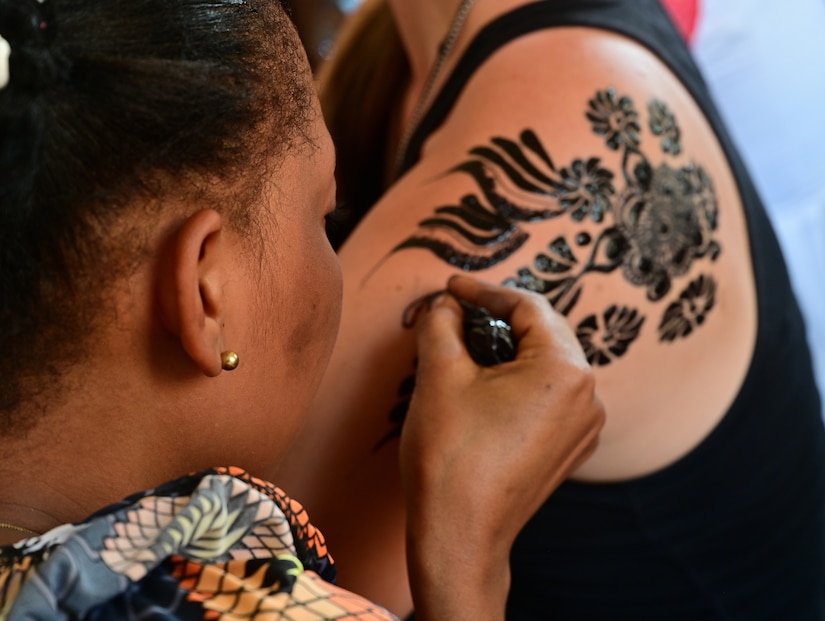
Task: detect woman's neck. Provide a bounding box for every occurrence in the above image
[387,0,463,83]
[387,0,486,159]
[0,368,206,543]
[0,502,62,546]
[385,0,537,132]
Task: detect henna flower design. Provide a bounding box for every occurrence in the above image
[616,163,719,300]
[576,306,645,366]
[682,163,720,235]
[587,88,642,150]
[387,86,721,386]
[555,158,615,223]
[649,99,682,155]
[504,236,586,315]
[659,274,717,341]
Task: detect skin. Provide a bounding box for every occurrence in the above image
[0,94,342,544]
[403,276,603,621]
[0,13,606,620]
[276,0,759,615]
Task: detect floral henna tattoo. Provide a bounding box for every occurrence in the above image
[379,88,724,443]
[587,88,642,151]
[556,158,615,223]
[649,99,682,155]
[576,306,645,366]
[614,162,720,301]
[388,88,719,309]
[391,194,531,271]
[388,130,616,271]
[503,228,629,315]
[659,274,717,341]
[506,88,720,308]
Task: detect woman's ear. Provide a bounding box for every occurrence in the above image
[157,209,228,377]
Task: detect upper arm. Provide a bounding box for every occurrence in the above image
[274,27,758,611]
[329,27,756,479]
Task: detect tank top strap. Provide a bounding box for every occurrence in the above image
[399,0,705,176]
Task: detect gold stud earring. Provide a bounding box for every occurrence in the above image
[221,351,239,371]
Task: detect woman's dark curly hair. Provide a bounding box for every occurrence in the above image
[0,0,314,430]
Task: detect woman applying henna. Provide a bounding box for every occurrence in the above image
[0,0,604,618]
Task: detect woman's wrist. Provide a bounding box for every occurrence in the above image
[405,506,512,621]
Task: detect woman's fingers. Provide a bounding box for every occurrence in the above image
[446,274,523,318]
[405,275,605,543]
[414,293,466,363]
[446,275,586,368]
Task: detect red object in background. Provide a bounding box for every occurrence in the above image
[660,0,701,44]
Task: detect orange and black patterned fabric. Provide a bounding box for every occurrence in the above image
[0,467,397,620]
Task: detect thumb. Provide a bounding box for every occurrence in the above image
[415,293,470,374]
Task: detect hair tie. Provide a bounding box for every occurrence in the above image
[0,34,9,90]
[0,0,64,92]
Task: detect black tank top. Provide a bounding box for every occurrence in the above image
[398,1,825,618]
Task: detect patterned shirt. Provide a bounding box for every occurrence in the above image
[0,467,396,620]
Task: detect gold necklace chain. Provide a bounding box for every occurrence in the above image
[393,0,478,176]
[0,522,39,536]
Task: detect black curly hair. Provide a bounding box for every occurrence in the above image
[0,0,315,430]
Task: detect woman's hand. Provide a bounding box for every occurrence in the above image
[401,275,605,621]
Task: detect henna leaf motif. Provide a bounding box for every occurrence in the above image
[659,274,717,341]
[649,99,682,155]
[392,194,530,270]
[576,306,645,366]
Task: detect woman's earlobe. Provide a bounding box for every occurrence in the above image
[156,209,228,377]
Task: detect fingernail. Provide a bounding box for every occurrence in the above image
[402,289,448,328]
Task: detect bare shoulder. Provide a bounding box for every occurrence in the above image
[343,27,758,480]
[272,25,760,611]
